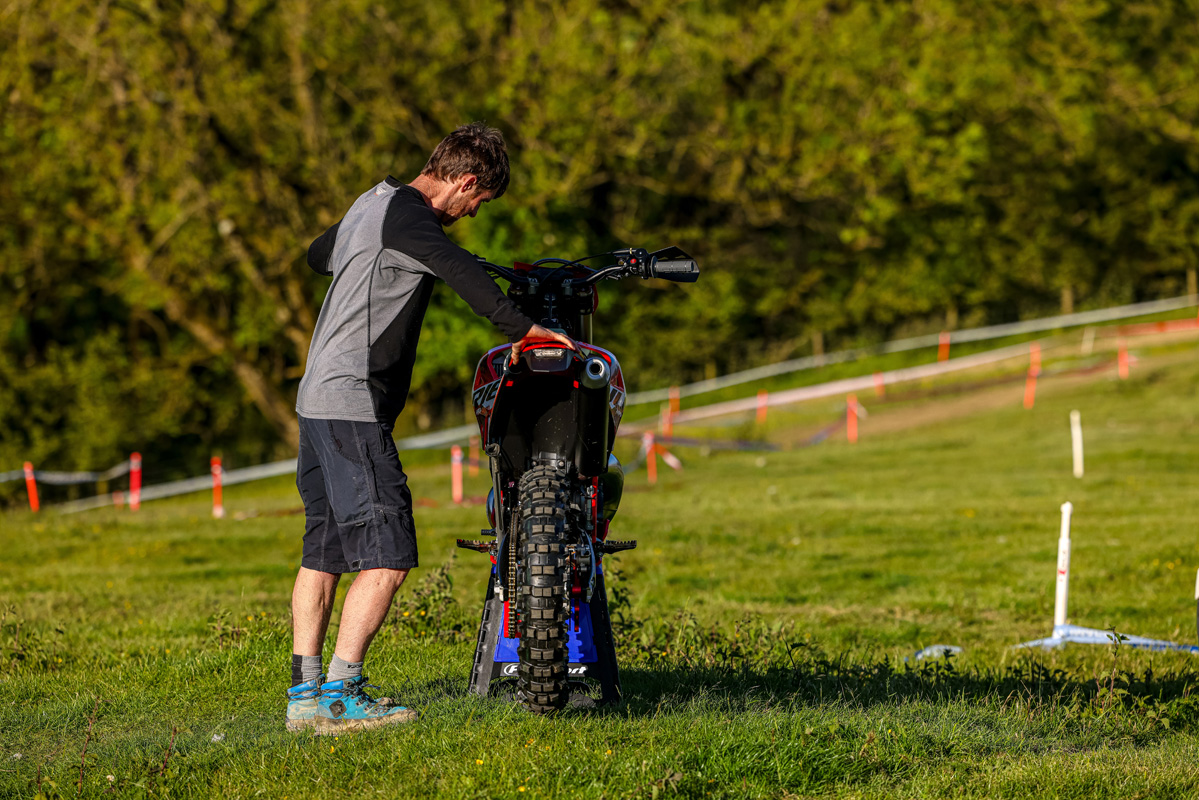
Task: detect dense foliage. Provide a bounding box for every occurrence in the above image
[2,0,1197,479]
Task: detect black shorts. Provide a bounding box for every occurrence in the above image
[296,415,418,573]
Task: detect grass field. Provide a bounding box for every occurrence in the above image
[4,333,1199,799]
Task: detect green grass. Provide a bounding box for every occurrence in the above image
[4,335,1199,798]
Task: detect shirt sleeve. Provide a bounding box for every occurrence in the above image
[381,197,535,342]
[306,219,341,276]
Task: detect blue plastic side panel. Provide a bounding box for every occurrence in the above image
[494,602,597,663]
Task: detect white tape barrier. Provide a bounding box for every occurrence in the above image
[19,293,1194,493]
[56,461,295,514]
[656,339,1045,427]
[55,337,1045,512]
[45,297,1196,513]
[0,459,131,486]
[627,294,1197,405]
[54,422,484,514]
[47,335,1079,512]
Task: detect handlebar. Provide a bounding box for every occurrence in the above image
[648,257,699,282]
[479,246,698,286]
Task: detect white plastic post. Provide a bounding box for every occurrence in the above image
[1081,326,1095,356]
[1194,568,1199,601]
[1069,411,1084,479]
[1054,502,1073,627]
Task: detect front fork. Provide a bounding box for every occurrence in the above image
[458,459,637,631]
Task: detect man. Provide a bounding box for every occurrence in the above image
[286,123,574,733]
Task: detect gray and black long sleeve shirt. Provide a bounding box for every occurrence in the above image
[296,177,535,424]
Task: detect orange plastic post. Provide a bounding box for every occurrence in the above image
[668,386,680,417]
[660,404,673,438]
[129,452,142,512]
[451,445,464,504]
[873,372,885,398]
[643,432,658,485]
[847,395,858,444]
[23,462,39,513]
[938,331,951,362]
[211,457,225,519]
[1117,341,1129,380]
[756,390,769,425]
[468,436,480,478]
[1023,342,1041,410]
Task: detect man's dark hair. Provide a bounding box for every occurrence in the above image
[420,122,510,198]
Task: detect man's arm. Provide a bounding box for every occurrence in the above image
[381,202,537,340]
[306,220,341,276]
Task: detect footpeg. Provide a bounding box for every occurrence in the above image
[457,539,494,554]
[598,539,637,553]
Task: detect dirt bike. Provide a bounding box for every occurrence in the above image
[456,246,699,713]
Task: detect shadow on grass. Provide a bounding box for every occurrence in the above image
[378,585,1199,727]
[603,647,1199,728]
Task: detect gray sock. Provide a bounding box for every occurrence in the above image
[327,654,363,683]
[291,654,323,687]
[301,655,323,684]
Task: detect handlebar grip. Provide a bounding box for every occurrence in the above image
[649,258,700,282]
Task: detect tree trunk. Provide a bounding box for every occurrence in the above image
[122,203,301,452]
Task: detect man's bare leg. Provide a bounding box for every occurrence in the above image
[310,568,417,730]
[292,567,341,657]
[332,568,409,663]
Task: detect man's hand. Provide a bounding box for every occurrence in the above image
[511,324,577,364]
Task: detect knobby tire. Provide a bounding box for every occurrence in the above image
[515,464,572,714]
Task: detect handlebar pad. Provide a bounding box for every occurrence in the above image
[649,258,700,282]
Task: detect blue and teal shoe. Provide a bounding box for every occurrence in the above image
[285,674,325,732]
[314,676,418,733]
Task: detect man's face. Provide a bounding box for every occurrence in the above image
[441,178,495,226]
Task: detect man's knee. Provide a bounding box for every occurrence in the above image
[358,567,409,593]
[297,566,341,590]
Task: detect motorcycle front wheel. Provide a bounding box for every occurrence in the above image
[515,463,572,713]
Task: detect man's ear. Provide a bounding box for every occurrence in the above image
[457,173,478,193]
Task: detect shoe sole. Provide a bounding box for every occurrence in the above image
[285,718,318,733]
[311,709,419,735]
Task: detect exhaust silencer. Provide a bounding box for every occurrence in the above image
[581,356,611,390]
